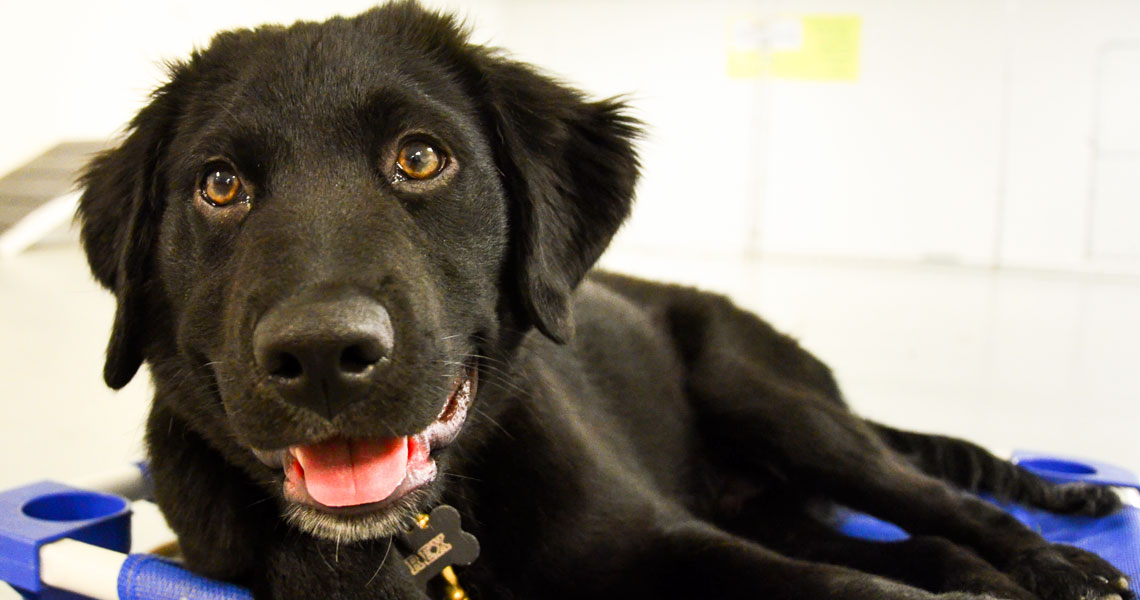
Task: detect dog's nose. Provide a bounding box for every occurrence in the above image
[253,290,394,420]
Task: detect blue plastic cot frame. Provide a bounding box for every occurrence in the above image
[1,453,1138,599]
[0,467,252,600]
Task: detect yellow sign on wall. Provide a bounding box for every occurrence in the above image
[728,15,862,81]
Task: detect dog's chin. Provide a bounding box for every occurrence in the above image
[251,365,476,543]
[283,487,435,543]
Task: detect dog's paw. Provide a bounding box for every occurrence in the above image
[1008,544,1133,600]
[1051,544,1133,597]
[1038,483,1122,517]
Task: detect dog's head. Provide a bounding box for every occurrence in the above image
[78,2,638,542]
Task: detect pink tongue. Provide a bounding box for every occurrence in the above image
[293,437,409,507]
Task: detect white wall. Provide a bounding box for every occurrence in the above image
[2,0,1138,274]
[757,0,1008,265]
[492,0,767,255]
[496,0,1140,275]
[745,0,1140,274]
[1001,0,1140,273]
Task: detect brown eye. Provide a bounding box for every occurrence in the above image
[200,167,246,206]
[396,140,444,180]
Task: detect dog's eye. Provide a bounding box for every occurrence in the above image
[200,167,247,206]
[396,141,445,180]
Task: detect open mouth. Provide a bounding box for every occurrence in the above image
[253,363,476,517]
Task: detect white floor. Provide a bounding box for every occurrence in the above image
[2,232,1140,597]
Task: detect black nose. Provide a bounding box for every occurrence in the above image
[253,289,394,419]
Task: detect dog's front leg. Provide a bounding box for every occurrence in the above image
[146,404,275,585]
[619,519,1008,600]
[690,356,1131,600]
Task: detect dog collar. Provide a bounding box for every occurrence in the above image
[396,505,480,598]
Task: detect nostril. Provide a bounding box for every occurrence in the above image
[251,289,395,419]
[339,342,382,375]
[267,352,304,380]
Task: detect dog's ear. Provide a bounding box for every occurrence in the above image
[475,56,641,343]
[77,78,182,389]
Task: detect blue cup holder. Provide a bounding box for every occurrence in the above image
[1013,451,1139,488]
[1018,458,1098,477]
[21,491,128,522]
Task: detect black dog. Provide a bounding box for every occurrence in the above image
[77,3,1132,599]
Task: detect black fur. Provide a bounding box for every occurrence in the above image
[78,3,1130,599]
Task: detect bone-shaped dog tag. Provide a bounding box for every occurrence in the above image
[396,504,480,591]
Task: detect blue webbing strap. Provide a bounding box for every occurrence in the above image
[117,554,253,600]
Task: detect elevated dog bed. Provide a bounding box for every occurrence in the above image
[3,453,1138,599]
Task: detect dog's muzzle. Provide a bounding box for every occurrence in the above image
[252,363,476,509]
[247,287,477,514]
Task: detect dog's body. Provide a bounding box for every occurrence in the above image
[77,4,1131,599]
